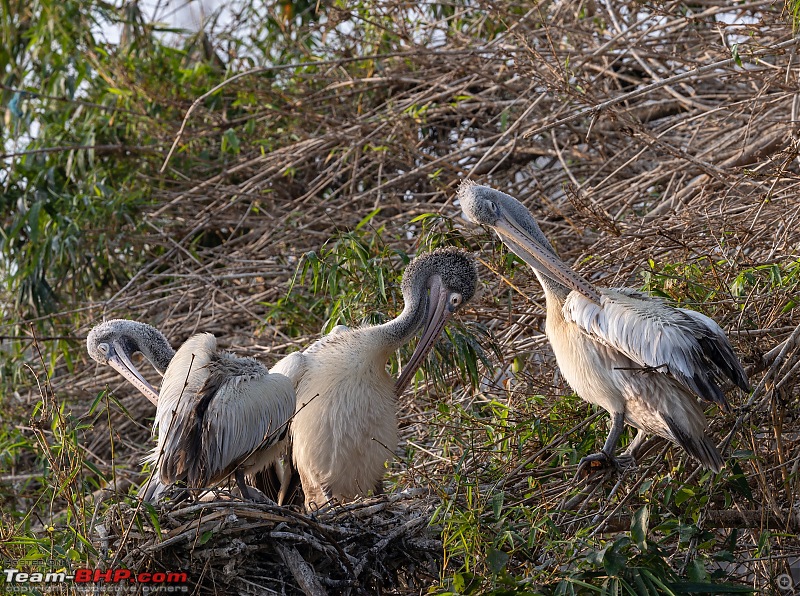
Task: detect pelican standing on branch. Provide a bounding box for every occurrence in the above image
[458,182,748,473]
[87,320,295,500]
[273,246,478,509]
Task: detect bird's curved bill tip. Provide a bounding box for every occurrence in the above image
[108,341,159,405]
[395,280,453,395]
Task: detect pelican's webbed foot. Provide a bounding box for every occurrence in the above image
[576,450,621,477]
[575,412,631,478]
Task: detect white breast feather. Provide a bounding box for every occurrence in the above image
[290,327,397,501]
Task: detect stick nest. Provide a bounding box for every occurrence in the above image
[102,491,441,595]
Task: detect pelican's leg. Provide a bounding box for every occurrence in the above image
[307,487,338,517]
[617,429,648,468]
[277,459,297,506]
[322,486,335,504]
[576,412,625,475]
[235,469,253,501]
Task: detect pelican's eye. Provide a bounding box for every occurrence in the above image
[449,293,463,311]
[98,342,109,356]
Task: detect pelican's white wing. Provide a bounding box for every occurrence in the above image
[269,350,307,384]
[148,333,295,488]
[563,288,748,409]
[148,333,216,482]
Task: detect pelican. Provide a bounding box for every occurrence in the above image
[87,320,295,500]
[272,246,478,509]
[459,182,748,473]
[87,247,478,508]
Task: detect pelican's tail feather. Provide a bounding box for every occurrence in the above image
[665,416,724,473]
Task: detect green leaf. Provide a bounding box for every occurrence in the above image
[725,461,754,502]
[687,559,707,582]
[731,44,743,68]
[631,569,657,596]
[409,212,442,224]
[674,487,695,507]
[486,547,509,574]
[222,128,241,154]
[142,502,162,538]
[631,505,649,551]
[355,207,381,231]
[491,491,504,520]
[453,572,465,592]
[603,541,628,576]
[88,390,105,416]
[641,569,677,596]
[82,459,106,480]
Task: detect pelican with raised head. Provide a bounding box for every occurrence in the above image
[273,246,478,509]
[459,182,748,473]
[87,320,295,500]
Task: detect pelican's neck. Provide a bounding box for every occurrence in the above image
[139,339,175,376]
[509,214,573,302]
[127,324,175,375]
[534,271,571,303]
[375,275,429,354]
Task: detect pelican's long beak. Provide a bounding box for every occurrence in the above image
[395,277,453,395]
[107,340,160,406]
[494,216,602,304]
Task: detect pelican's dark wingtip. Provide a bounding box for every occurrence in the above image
[666,416,725,473]
[735,371,751,395]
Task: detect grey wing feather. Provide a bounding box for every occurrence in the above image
[200,363,295,484]
[147,333,296,488]
[563,288,748,410]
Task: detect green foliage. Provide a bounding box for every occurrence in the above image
[788,0,800,31]
[425,361,757,594]
[642,257,800,312]
[728,260,800,313]
[2,0,147,320]
[264,208,403,335]
[432,479,755,595]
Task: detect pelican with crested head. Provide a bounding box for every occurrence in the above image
[274,246,478,509]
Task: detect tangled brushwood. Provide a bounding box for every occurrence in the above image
[2,0,800,593]
[101,491,443,595]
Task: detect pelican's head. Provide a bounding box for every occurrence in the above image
[458,181,601,304]
[87,319,172,404]
[395,247,478,394]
